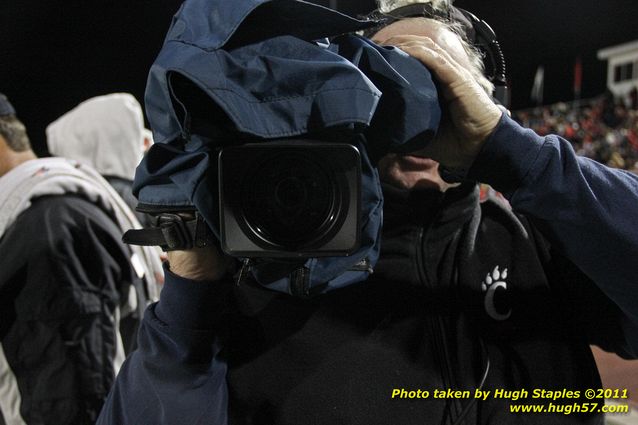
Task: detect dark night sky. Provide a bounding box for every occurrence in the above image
[2,0,638,154]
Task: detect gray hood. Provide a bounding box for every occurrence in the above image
[46,93,145,180]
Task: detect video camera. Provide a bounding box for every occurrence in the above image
[125,0,505,295]
[214,1,508,259]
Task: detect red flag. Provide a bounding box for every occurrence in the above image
[574,57,583,100]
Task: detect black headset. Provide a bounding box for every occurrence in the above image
[361,2,510,107]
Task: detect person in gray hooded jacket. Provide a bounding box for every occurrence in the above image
[46,93,155,227]
[0,93,161,425]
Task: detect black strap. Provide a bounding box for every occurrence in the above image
[122,212,216,251]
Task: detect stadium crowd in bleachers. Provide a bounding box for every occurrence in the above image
[514,88,638,175]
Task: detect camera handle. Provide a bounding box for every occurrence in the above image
[123,212,216,251]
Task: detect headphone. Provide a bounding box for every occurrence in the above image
[361,2,510,107]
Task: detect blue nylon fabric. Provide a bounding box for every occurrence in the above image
[144,0,382,144]
[159,37,381,138]
[329,36,441,156]
[163,0,376,52]
[135,0,441,294]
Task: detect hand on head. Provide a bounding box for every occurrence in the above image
[373,19,503,176]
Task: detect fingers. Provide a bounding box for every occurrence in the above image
[167,245,229,281]
[497,104,512,117]
[378,35,473,90]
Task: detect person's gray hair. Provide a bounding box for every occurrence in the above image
[0,115,32,152]
[374,0,495,96]
[377,0,449,14]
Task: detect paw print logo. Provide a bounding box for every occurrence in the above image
[481,266,512,321]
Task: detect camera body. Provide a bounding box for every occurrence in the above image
[218,141,361,258]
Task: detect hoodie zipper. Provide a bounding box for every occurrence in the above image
[290,266,310,298]
[415,226,462,424]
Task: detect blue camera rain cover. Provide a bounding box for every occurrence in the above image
[135,0,441,295]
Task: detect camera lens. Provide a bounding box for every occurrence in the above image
[239,148,347,250]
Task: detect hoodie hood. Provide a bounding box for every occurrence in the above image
[46,93,146,180]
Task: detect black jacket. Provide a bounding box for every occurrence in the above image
[0,195,141,425]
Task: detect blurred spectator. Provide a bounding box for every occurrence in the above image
[46,93,153,226]
[0,93,161,424]
[628,87,638,111]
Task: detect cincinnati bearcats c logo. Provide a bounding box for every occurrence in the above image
[481,266,512,321]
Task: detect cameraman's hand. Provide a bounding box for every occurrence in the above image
[377,34,503,170]
[167,245,231,282]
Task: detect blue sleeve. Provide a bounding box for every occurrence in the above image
[469,113,638,357]
[97,265,230,425]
